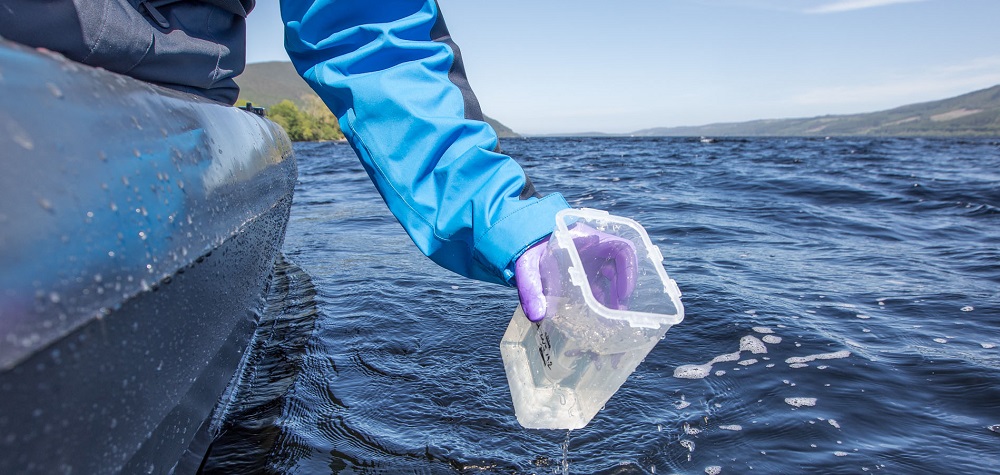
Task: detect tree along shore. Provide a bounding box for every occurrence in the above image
[238,96,345,142]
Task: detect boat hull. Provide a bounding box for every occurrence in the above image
[0,40,297,473]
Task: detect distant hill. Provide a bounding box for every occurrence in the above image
[236,61,520,137]
[235,61,309,109]
[634,84,1000,137]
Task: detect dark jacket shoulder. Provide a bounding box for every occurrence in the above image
[200,0,255,17]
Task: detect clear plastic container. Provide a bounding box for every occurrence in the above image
[500,208,684,430]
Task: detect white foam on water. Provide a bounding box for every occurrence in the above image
[789,363,809,369]
[674,351,741,379]
[834,451,849,457]
[785,397,817,407]
[766,363,775,368]
[719,424,742,431]
[713,351,742,363]
[673,334,773,380]
[752,326,774,334]
[933,338,948,344]
[762,335,782,344]
[829,419,841,429]
[715,370,726,376]
[740,335,768,354]
[675,395,691,410]
[684,422,702,435]
[961,306,974,312]
[681,440,696,461]
[855,314,871,319]
[981,343,996,349]
[673,364,713,379]
[705,466,722,475]
[785,350,851,364]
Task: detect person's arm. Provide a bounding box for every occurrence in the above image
[281,0,569,286]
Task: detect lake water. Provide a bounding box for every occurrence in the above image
[201,137,1000,474]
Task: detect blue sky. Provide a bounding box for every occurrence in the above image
[246,0,1000,135]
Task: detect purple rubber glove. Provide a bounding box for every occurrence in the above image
[515,224,639,322]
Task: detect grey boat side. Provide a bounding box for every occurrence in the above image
[0,39,297,473]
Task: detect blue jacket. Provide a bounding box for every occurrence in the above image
[281,0,569,286]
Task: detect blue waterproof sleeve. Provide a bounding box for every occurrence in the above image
[281,0,569,286]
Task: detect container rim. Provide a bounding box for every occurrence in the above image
[553,208,684,329]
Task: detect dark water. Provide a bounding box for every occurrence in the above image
[203,137,1000,474]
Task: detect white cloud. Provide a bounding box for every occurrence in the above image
[805,0,927,14]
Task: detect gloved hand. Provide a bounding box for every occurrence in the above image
[515,223,639,321]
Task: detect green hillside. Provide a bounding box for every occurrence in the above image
[235,61,311,109]
[236,61,520,138]
[634,84,1000,137]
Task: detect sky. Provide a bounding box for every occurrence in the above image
[246,0,1000,135]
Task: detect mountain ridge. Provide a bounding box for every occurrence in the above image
[632,84,1000,137]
